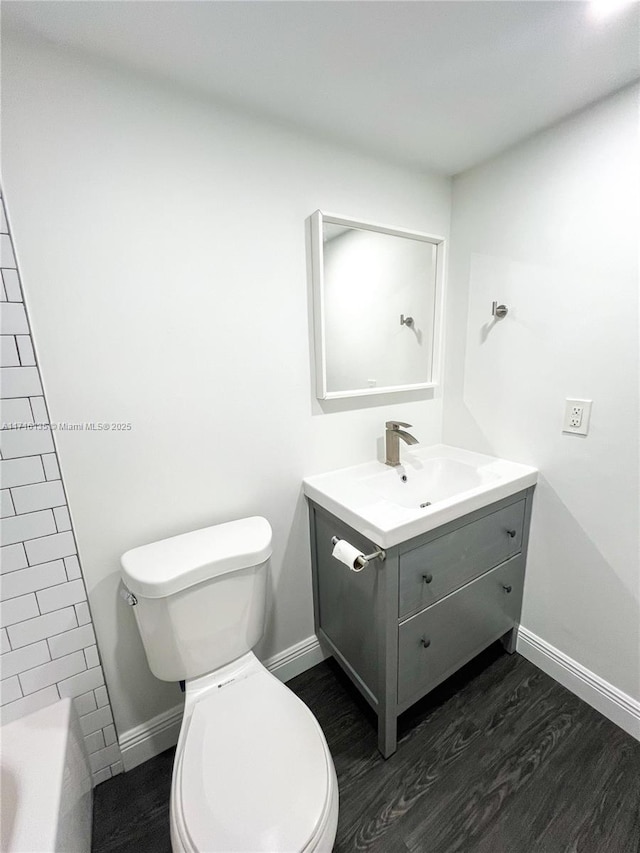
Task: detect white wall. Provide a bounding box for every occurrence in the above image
[1,34,451,736]
[445,85,640,702]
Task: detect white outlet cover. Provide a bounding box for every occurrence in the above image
[563,399,592,435]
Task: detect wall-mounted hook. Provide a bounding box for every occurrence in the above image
[492,301,508,319]
[400,314,414,327]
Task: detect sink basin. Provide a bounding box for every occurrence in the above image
[361,457,501,509]
[303,444,537,547]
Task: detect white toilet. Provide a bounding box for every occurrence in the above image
[120,516,339,853]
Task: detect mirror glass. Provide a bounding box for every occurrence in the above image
[310,211,444,399]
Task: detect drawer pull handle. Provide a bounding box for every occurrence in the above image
[506,529,517,538]
[422,573,433,584]
[503,584,512,593]
[421,636,431,648]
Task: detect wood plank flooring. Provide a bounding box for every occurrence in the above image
[92,646,640,853]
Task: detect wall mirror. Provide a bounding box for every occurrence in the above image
[309,210,445,400]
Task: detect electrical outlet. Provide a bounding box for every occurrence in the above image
[563,399,592,435]
[569,406,583,428]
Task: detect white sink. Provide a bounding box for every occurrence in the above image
[303,444,537,548]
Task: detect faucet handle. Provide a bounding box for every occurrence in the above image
[386,420,412,430]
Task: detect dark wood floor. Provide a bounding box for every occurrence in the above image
[93,646,640,853]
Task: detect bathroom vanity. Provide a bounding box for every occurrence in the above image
[304,445,537,757]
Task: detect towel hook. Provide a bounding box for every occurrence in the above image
[492,301,508,319]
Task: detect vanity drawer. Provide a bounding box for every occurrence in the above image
[398,498,525,618]
[397,558,524,707]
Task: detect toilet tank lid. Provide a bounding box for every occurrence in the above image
[120,516,272,599]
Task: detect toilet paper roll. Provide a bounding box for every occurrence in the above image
[332,539,366,572]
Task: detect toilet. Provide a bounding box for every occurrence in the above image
[120,516,339,853]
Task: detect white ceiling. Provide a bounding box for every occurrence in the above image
[4,1,639,175]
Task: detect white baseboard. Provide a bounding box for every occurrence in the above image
[119,702,185,772]
[119,634,328,771]
[262,633,328,683]
[517,627,640,742]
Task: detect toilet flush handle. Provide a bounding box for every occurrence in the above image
[119,586,138,606]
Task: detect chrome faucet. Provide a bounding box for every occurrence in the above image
[385,421,419,467]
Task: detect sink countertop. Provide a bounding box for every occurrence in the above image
[303,444,538,548]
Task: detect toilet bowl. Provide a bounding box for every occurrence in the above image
[171,653,338,853]
[121,517,338,853]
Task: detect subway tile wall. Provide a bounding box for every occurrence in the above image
[0,189,122,786]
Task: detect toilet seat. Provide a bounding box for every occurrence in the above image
[171,662,338,853]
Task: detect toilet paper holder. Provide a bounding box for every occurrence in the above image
[331,536,386,569]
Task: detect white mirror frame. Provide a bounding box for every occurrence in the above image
[310,210,446,400]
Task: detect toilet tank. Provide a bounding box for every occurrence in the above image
[120,517,272,682]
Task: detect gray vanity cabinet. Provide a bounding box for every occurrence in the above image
[308,487,534,757]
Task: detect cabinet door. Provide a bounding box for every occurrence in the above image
[397,558,524,707]
[398,499,525,618]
